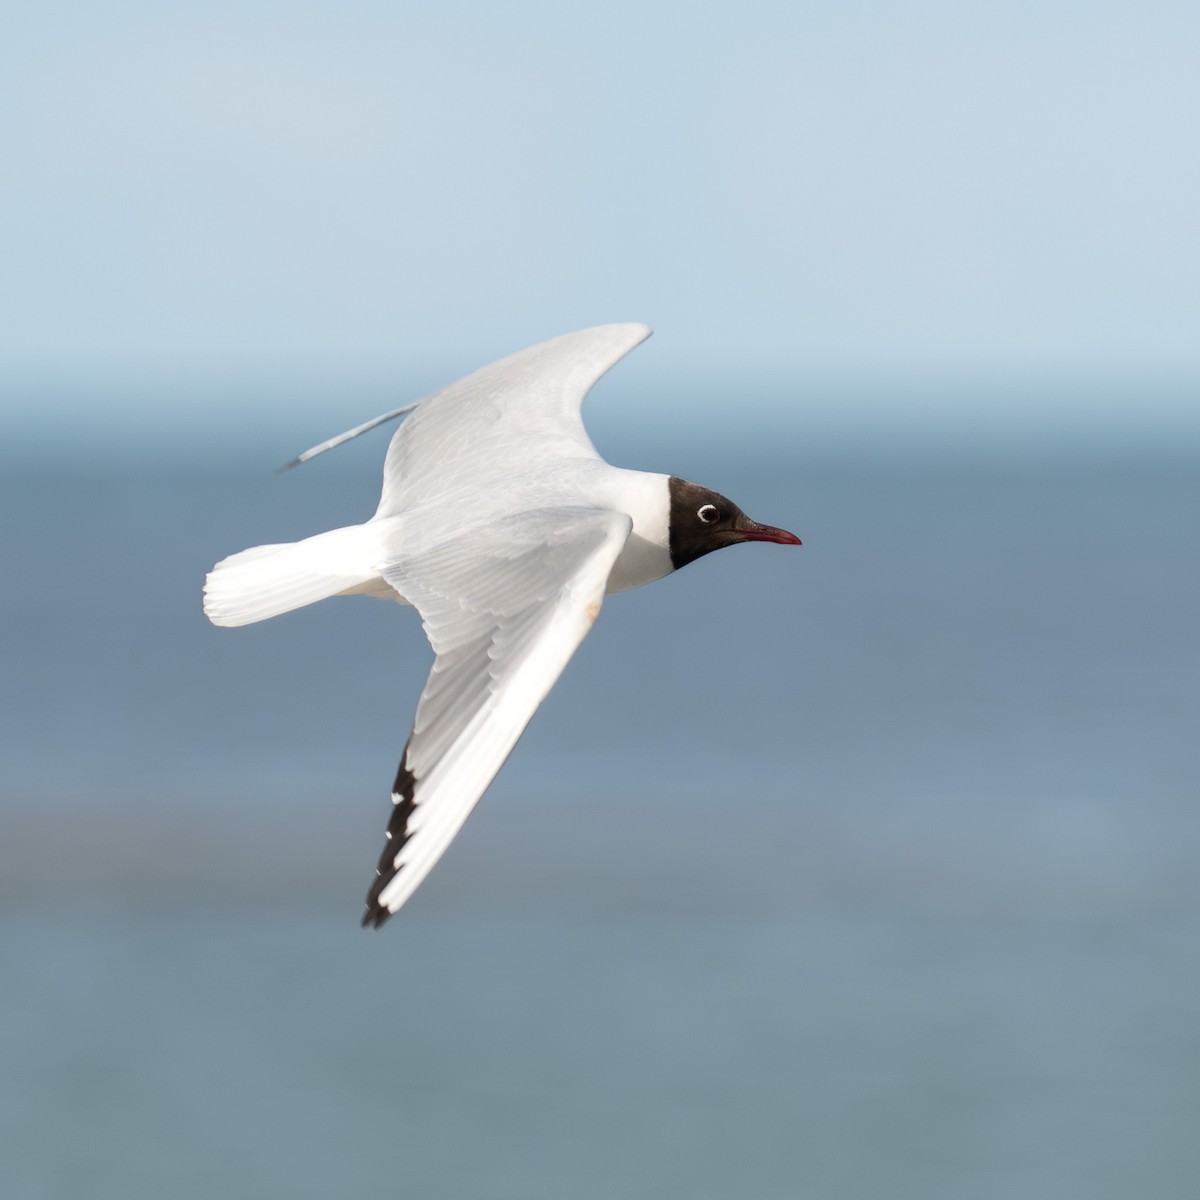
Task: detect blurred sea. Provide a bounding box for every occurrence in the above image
[2,416,1198,1199]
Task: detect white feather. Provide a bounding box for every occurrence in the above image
[374,323,651,517]
[202,524,392,627]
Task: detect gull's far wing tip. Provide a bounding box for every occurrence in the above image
[276,402,420,474]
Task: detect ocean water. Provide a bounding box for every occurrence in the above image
[2,427,1199,1197]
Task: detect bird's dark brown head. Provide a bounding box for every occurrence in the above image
[667,476,802,571]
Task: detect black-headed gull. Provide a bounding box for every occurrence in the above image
[204,324,800,927]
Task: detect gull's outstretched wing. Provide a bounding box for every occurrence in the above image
[363,506,633,926]
[374,323,651,517]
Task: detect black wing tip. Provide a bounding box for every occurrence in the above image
[360,903,392,930]
[360,743,417,932]
[362,858,398,930]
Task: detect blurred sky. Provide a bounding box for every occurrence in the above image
[3,0,1198,441]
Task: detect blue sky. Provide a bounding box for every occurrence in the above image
[3,1,1197,438]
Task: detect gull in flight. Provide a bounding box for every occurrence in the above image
[203,324,800,927]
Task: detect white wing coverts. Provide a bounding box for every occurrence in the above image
[375,323,651,515]
[363,508,632,926]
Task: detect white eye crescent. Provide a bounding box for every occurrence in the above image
[697,504,719,525]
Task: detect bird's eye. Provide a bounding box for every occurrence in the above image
[697,504,719,525]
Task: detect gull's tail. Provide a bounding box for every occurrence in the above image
[203,524,385,627]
